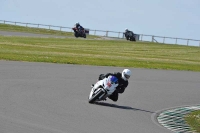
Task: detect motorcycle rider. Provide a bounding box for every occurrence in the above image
[75,22,84,32]
[124,28,135,40]
[124,28,134,35]
[125,28,129,33]
[91,69,131,102]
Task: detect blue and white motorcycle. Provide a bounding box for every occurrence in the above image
[88,75,118,103]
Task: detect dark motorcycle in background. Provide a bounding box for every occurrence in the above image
[124,31,136,41]
[72,27,86,38]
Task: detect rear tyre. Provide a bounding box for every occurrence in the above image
[88,89,104,104]
[83,34,86,38]
[130,37,136,41]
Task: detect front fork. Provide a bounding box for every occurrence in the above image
[89,86,107,101]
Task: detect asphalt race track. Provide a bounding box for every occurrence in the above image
[0,31,200,133]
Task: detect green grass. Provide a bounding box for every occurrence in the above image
[0,23,99,39]
[0,35,200,71]
[185,110,200,132]
[0,23,200,71]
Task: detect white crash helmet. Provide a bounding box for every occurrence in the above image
[122,69,131,81]
[125,28,128,31]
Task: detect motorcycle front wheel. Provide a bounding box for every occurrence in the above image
[74,32,79,38]
[88,89,104,104]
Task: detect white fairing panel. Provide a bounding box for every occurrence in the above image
[89,76,118,100]
[103,76,118,95]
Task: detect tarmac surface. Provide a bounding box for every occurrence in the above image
[0,31,200,133]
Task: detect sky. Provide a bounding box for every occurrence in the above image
[0,0,200,43]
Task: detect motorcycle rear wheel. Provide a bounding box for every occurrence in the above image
[130,37,136,41]
[83,34,86,38]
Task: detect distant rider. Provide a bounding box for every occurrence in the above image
[125,28,129,33]
[75,22,84,32]
[124,28,134,36]
[124,28,136,41]
[91,69,131,102]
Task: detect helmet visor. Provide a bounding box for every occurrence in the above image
[124,74,130,79]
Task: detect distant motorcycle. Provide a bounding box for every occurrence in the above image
[88,75,118,103]
[124,31,136,41]
[72,27,86,38]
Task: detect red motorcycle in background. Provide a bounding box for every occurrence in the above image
[72,27,86,38]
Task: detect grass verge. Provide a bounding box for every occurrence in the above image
[0,23,99,39]
[0,35,200,71]
[185,110,200,132]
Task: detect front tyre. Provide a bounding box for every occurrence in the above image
[74,32,79,38]
[88,89,104,104]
